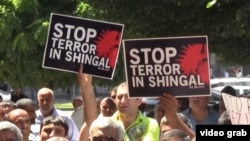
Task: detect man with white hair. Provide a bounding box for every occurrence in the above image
[89,117,124,141]
[32,87,79,141]
[0,121,23,141]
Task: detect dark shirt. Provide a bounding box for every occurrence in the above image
[11,93,28,102]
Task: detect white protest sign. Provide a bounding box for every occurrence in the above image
[222,93,250,125]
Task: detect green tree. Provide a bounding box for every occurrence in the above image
[86,0,250,65]
[1,0,250,88]
[0,0,91,88]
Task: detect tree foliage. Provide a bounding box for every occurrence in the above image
[0,0,250,88]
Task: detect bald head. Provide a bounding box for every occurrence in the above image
[8,109,29,120]
[7,109,31,139]
[37,87,55,116]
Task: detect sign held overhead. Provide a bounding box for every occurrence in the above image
[122,36,211,97]
[43,13,124,79]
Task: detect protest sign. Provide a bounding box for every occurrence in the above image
[222,93,250,125]
[122,36,210,97]
[42,13,124,79]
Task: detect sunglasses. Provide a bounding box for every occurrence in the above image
[90,136,116,141]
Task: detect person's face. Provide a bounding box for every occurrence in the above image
[189,96,209,109]
[0,130,17,141]
[23,104,37,124]
[72,99,82,110]
[115,93,141,115]
[14,87,22,95]
[40,124,67,141]
[89,127,119,141]
[100,99,116,117]
[9,110,31,137]
[110,91,116,101]
[38,92,54,116]
[1,103,15,115]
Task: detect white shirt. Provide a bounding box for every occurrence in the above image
[71,105,84,130]
[32,108,79,141]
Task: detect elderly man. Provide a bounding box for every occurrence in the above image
[7,108,33,141]
[89,117,124,141]
[113,82,160,141]
[32,87,79,141]
[16,98,37,124]
[0,121,23,141]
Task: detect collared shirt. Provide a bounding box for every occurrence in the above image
[113,111,160,141]
[32,108,79,141]
[71,105,84,130]
[182,107,220,132]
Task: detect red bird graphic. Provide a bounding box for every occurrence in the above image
[176,43,209,84]
[94,29,121,68]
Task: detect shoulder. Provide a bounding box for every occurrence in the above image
[52,109,75,122]
[181,107,191,115]
[138,113,159,129]
[146,117,159,128]
[141,116,160,140]
[208,108,220,117]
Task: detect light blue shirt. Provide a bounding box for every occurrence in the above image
[31,108,79,141]
[182,107,219,132]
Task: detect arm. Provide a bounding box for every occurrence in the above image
[77,65,98,141]
[159,93,195,139]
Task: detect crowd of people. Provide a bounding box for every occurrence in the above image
[0,65,234,141]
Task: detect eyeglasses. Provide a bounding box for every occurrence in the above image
[91,136,116,141]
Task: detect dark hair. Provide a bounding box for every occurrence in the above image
[0,95,2,101]
[40,116,68,136]
[221,85,236,96]
[0,100,17,108]
[218,111,232,125]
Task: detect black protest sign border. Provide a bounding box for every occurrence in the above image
[122,35,211,97]
[42,13,124,79]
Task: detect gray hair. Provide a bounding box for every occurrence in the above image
[37,87,54,97]
[16,98,36,108]
[161,129,190,141]
[218,111,232,125]
[0,121,23,141]
[89,117,124,140]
